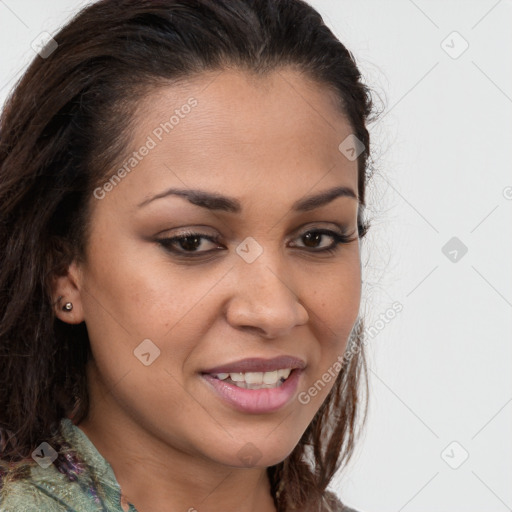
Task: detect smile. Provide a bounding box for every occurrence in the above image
[210,368,292,389]
[201,368,302,414]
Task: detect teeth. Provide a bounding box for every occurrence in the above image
[212,368,293,389]
[277,368,292,381]
[263,370,278,384]
[245,372,263,385]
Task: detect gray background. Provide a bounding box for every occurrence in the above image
[1,1,511,511]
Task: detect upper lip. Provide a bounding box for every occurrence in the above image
[202,355,306,374]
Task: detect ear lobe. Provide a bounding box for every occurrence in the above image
[51,261,85,324]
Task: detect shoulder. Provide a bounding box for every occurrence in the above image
[0,470,65,511]
[0,463,79,511]
[0,419,104,511]
[0,417,130,512]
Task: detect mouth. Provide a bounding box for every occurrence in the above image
[200,356,305,413]
[207,368,295,390]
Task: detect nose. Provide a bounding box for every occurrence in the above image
[225,257,309,339]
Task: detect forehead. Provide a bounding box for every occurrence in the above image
[102,68,359,213]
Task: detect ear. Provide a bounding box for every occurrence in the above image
[51,260,85,325]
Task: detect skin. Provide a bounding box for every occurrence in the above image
[52,68,362,512]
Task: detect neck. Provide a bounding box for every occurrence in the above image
[76,392,277,512]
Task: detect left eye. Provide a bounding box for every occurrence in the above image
[157,228,356,257]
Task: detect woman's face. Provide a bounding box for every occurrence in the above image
[60,68,361,469]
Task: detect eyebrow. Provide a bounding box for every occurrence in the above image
[137,185,358,212]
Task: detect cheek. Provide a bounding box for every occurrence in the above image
[79,254,201,425]
[82,239,195,332]
[302,258,361,397]
[80,245,220,386]
[309,255,361,341]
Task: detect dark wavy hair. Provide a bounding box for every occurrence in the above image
[0,0,378,509]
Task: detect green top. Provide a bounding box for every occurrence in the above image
[0,418,136,512]
[0,418,358,512]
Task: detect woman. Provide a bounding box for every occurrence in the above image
[0,0,377,510]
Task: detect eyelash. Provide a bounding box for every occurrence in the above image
[157,228,357,258]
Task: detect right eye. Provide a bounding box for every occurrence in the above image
[157,231,224,256]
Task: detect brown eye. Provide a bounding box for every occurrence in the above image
[157,232,223,255]
[157,227,357,259]
[291,229,357,253]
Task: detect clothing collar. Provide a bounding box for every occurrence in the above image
[59,417,137,511]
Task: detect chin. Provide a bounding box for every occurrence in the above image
[206,436,299,469]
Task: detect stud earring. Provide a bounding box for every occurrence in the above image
[62,302,73,312]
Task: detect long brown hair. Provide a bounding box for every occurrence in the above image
[0,1,378,509]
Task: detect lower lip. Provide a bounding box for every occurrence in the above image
[201,369,302,414]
